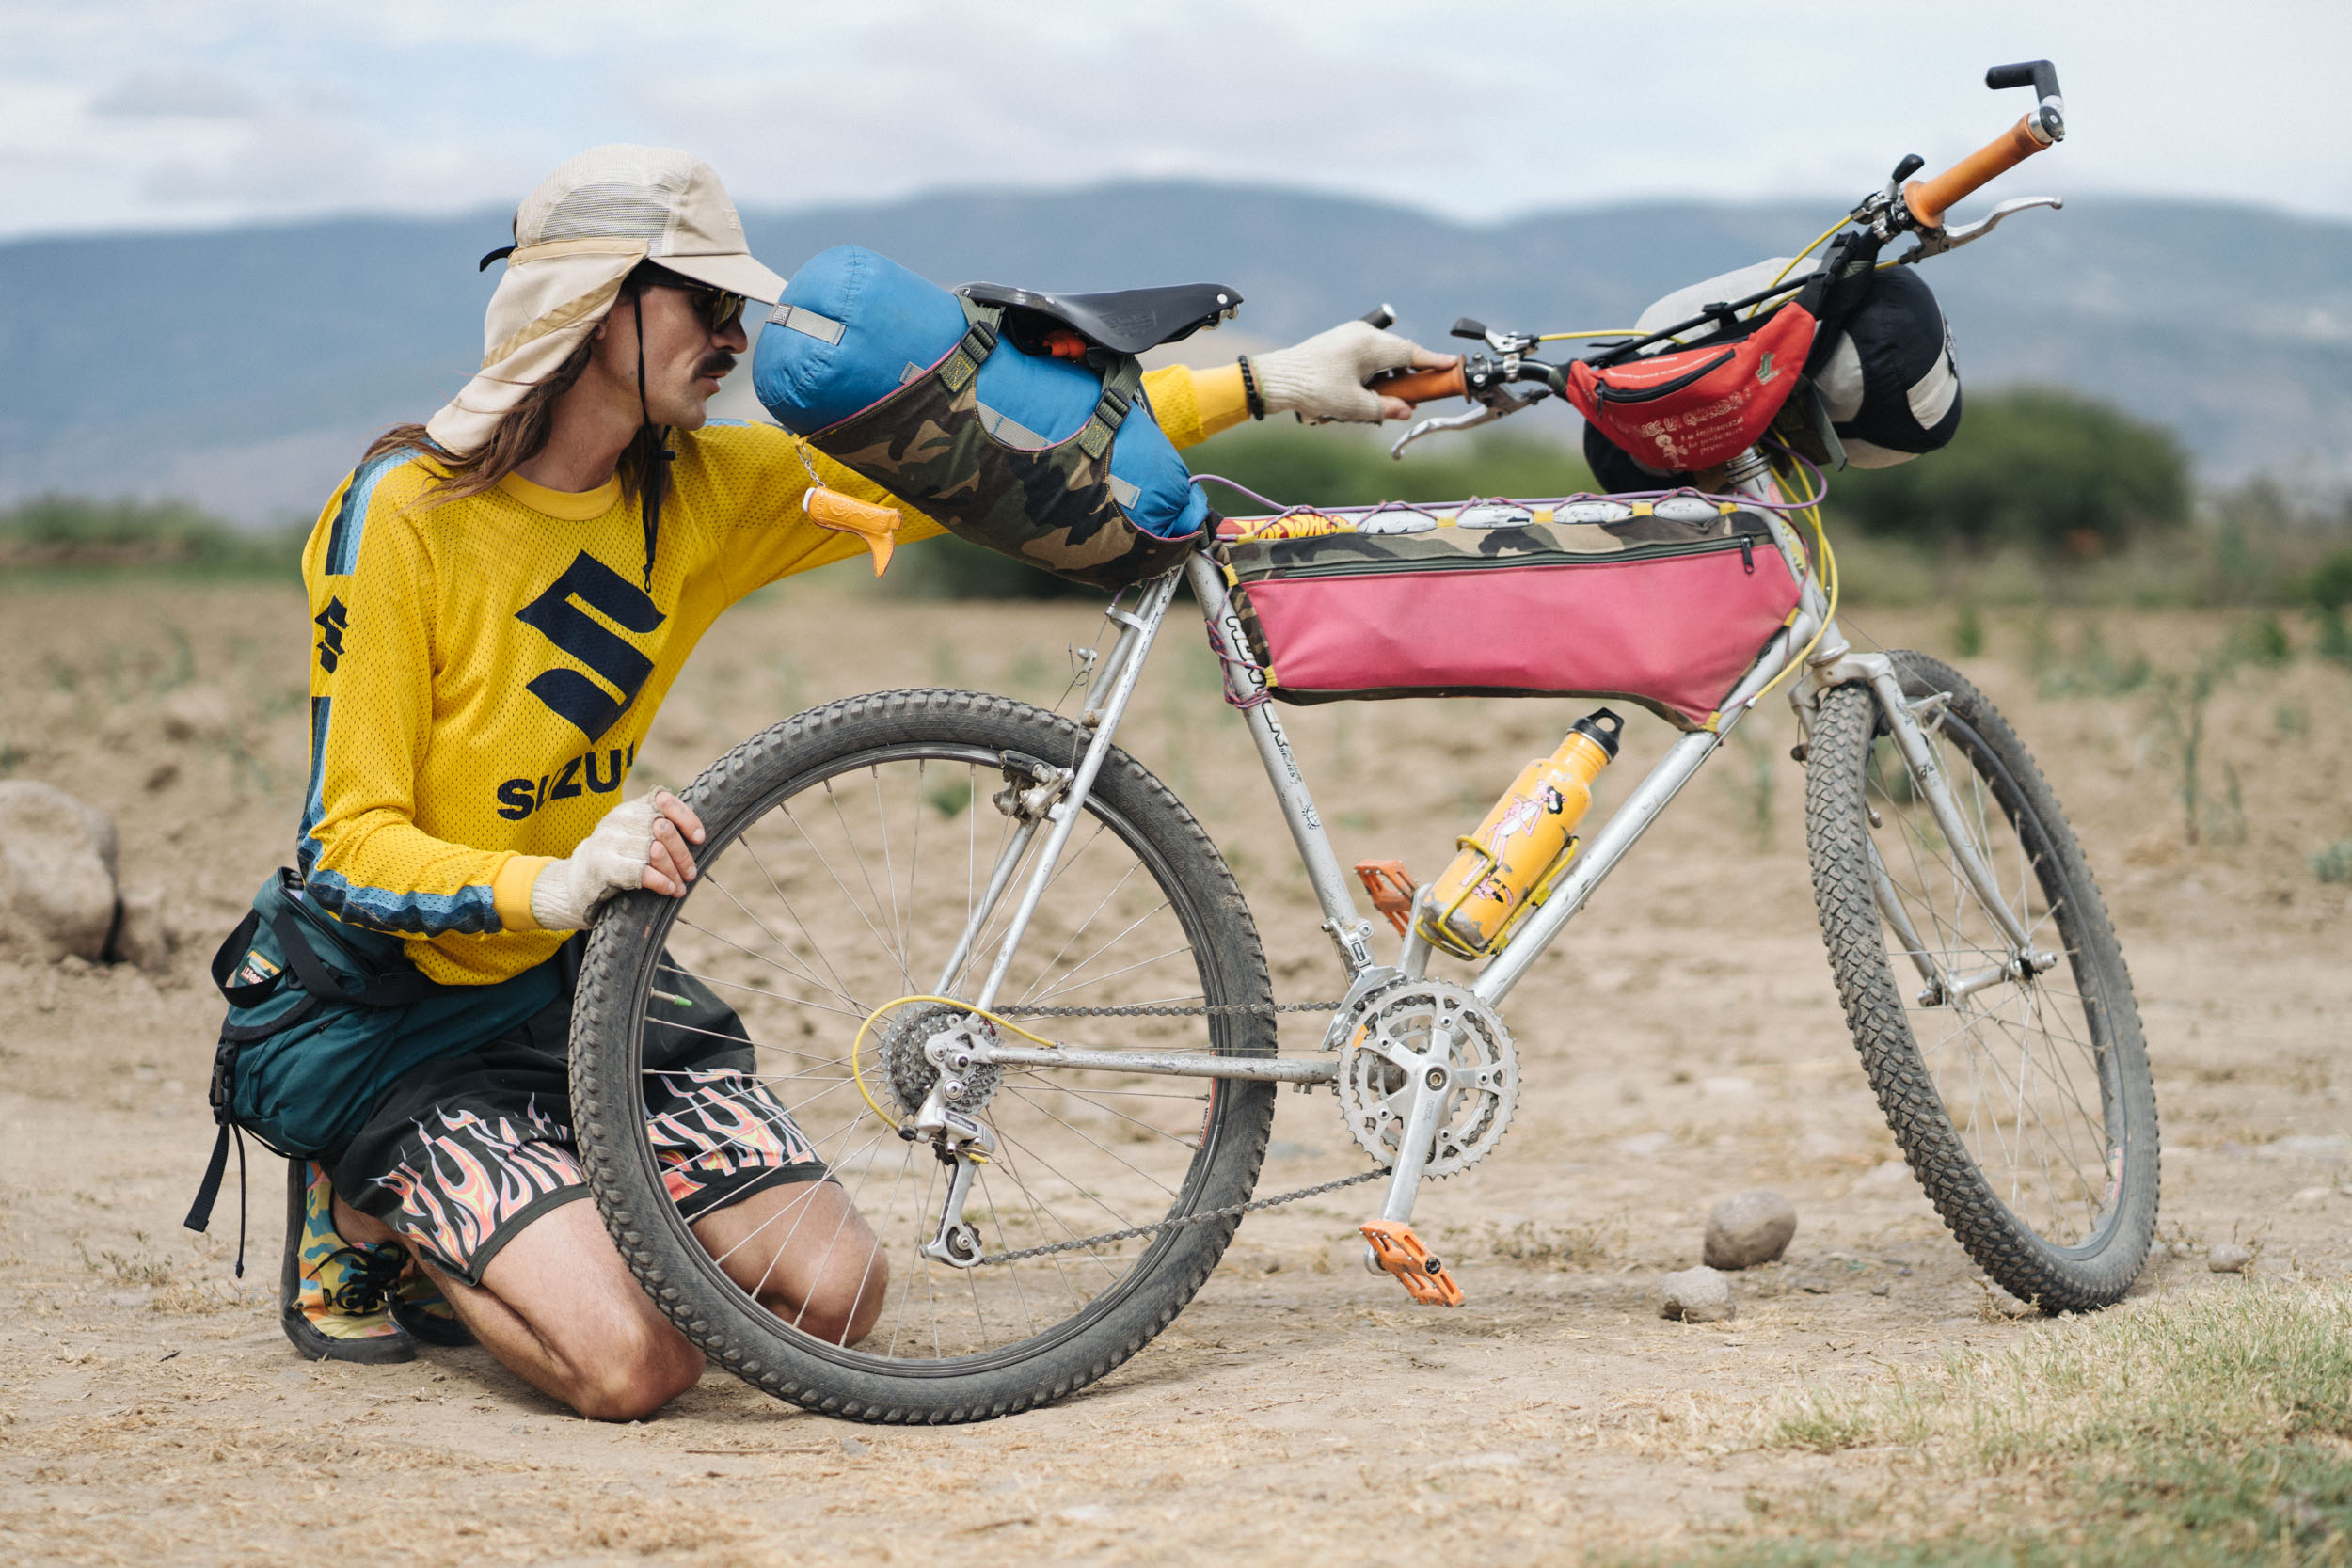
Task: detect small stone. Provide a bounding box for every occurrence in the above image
[2208,1243,2255,1274]
[1869,1282,1891,1297]
[1704,1191,1798,1270]
[839,1435,869,1457]
[1659,1265,1735,1323]
[0,780,119,963]
[113,886,176,973]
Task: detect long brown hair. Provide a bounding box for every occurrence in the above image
[365,277,667,507]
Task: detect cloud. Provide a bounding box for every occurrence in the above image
[3,0,2350,238]
[89,69,259,119]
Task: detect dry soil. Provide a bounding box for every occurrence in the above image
[1,577,2345,1566]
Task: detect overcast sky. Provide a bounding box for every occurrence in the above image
[4,0,2347,241]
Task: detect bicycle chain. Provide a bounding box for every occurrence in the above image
[972,994,1375,1263]
[978,1166,1387,1265]
[993,1000,1346,1018]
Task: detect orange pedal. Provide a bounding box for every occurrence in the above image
[1353,860,1419,936]
[1360,1220,1464,1307]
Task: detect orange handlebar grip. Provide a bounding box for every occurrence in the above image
[1367,363,1468,405]
[1903,114,2052,230]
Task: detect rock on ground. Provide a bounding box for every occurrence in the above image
[113,885,176,973]
[1659,1265,1735,1323]
[0,780,119,963]
[1705,1190,1798,1269]
[2207,1243,2256,1274]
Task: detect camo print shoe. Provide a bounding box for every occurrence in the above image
[390,1271,475,1348]
[280,1160,415,1364]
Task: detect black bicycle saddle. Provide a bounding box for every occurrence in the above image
[957,281,1242,356]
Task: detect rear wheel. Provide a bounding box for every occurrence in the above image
[569,689,1277,1422]
[1805,652,2157,1310]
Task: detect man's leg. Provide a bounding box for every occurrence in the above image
[336,1192,701,1420]
[691,1179,888,1346]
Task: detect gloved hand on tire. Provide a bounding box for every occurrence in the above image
[530,789,706,931]
[1247,322,1459,424]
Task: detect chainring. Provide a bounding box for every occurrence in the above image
[1332,979,1518,1179]
[875,1002,1003,1119]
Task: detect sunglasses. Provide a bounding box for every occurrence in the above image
[651,276,746,334]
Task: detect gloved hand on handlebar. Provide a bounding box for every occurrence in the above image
[528,789,705,931]
[1248,322,1459,424]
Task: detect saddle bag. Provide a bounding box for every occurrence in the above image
[754,245,1215,590]
[1213,499,1805,730]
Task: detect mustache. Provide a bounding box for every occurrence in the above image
[695,351,738,380]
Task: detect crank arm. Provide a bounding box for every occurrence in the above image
[1374,1018,1459,1225]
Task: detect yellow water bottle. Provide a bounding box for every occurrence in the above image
[1420,708,1624,957]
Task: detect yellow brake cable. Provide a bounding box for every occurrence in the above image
[1749,453,1839,705]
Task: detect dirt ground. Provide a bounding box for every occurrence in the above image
[1,575,2346,1566]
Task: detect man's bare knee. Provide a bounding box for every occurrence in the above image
[566,1323,704,1421]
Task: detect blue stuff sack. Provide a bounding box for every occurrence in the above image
[755,245,1211,588]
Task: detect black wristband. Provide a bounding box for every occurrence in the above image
[1238,356,1266,420]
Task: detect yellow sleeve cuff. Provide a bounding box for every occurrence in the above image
[1140,362,1249,450]
[1184,362,1251,439]
[494,854,555,932]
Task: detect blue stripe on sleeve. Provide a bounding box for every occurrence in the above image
[301,868,501,937]
[324,449,421,578]
[296,694,331,877]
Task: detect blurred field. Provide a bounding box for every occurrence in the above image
[1,570,2348,1566]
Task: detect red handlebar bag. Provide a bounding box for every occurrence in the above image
[1565,305,1816,473]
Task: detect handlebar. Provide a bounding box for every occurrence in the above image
[1902,116,2053,229]
[1900,58,2065,230]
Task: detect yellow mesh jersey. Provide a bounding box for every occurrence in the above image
[298,363,1246,986]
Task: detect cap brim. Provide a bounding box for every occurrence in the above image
[657,250,787,307]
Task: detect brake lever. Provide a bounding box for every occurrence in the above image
[1899,194,2063,261]
[1390,402,1503,458]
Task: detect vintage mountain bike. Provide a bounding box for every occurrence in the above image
[568,61,2157,1423]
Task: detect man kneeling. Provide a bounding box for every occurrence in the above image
[262,145,1449,1418]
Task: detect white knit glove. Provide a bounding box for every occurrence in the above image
[530,793,692,931]
[1248,321,1429,424]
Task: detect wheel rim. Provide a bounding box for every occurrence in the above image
[617,741,1248,1371]
[1864,711,2123,1253]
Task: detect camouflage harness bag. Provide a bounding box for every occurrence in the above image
[807,298,1190,591]
[755,245,1216,593]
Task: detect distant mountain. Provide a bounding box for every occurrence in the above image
[2,182,2346,521]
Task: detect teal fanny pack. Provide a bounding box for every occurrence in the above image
[184,868,563,1259]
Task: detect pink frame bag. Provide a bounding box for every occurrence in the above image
[1216,499,1804,730]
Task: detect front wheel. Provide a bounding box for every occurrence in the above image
[1805,652,2157,1310]
[569,689,1277,1422]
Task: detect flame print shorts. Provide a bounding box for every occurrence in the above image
[328,964,827,1287]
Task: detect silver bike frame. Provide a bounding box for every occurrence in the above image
[947,447,2044,1200]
